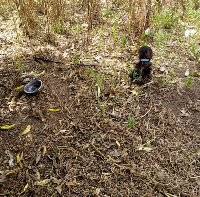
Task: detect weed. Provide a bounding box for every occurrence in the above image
[98,39,102,52]
[102,60,107,67]
[16,60,21,68]
[42,62,46,67]
[168,71,177,82]
[16,60,25,74]
[54,24,61,34]
[108,75,115,87]
[72,56,79,64]
[76,23,81,32]
[57,147,60,151]
[121,35,127,47]
[140,40,149,46]
[86,69,104,93]
[189,41,200,61]
[185,76,193,87]
[99,104,105,115]
[152,10,180,29]
[121,72,128,81]
[54,20,64,35]
[143,137,148,143]
[62,66,66,71]
[156,77,165,84]
[112,27,118,43]
[154,29,172,50]
[128,117,136,129]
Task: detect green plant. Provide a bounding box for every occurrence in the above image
[156,77,165,84]
[98,39,102,52]
[72,55,79,64]
[121,72,128,81]
[112,27,118,43]
[168,71,177,82]
[108,75,115,87]
[99,104,105,115]
[54,19,64,34]
[140,40,149,46]
[76,23,81,32]
[185,76,193,87]
[152,10,180,30]
[154,29,172,50]
[54,24,61,34]
[86,69,104,93]
[16,60,21,68]
[121,35,127,47]
[42,62,46,67]
[16,60,25,74]
[190,41,200,61]
[102,60,107,67]
[128,117,136,129]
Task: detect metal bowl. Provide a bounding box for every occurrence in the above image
[24,80,42,95]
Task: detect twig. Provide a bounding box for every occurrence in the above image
[33,56,97,67]
[140,101,153,118]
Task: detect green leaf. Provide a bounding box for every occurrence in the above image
[141,33,146,39]
[72,56,79,64]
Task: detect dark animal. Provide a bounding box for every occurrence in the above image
[129,46,153,85]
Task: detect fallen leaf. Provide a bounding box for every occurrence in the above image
[95,188,101,195]
[19,183,29,195]
[21,125,31,135]
[185,69,190,76]
[136,145,153,152]
[36,148,42,164]
[13,145,23,152]
[193,71,200,77]
[35,169,40,181]
[49,108,62,112]
[4,167,21,175]
[60,129,67,133]
[51,177,62,184]
[34,179,50,186]
[130,90,138,96]
[116,140,121,149]
[14,85,24,91]
[42,146,47,156]
[0,124,15,129]
[56,185,62,195]
[17,153,23,167]
[164,192,178,197]
[180,108,190,116]
[65,180,82,186]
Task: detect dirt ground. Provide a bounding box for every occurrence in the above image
[0,14,200,197]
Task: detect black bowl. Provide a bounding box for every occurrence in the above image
[24,80,42,95]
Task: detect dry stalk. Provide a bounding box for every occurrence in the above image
[8,0,20,41]
[129,0,136,34]
[129,0,151,35]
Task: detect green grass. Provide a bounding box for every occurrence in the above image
[185,76,193,87]
[128,117,136,129]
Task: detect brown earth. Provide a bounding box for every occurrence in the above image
[0,50,199,196]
